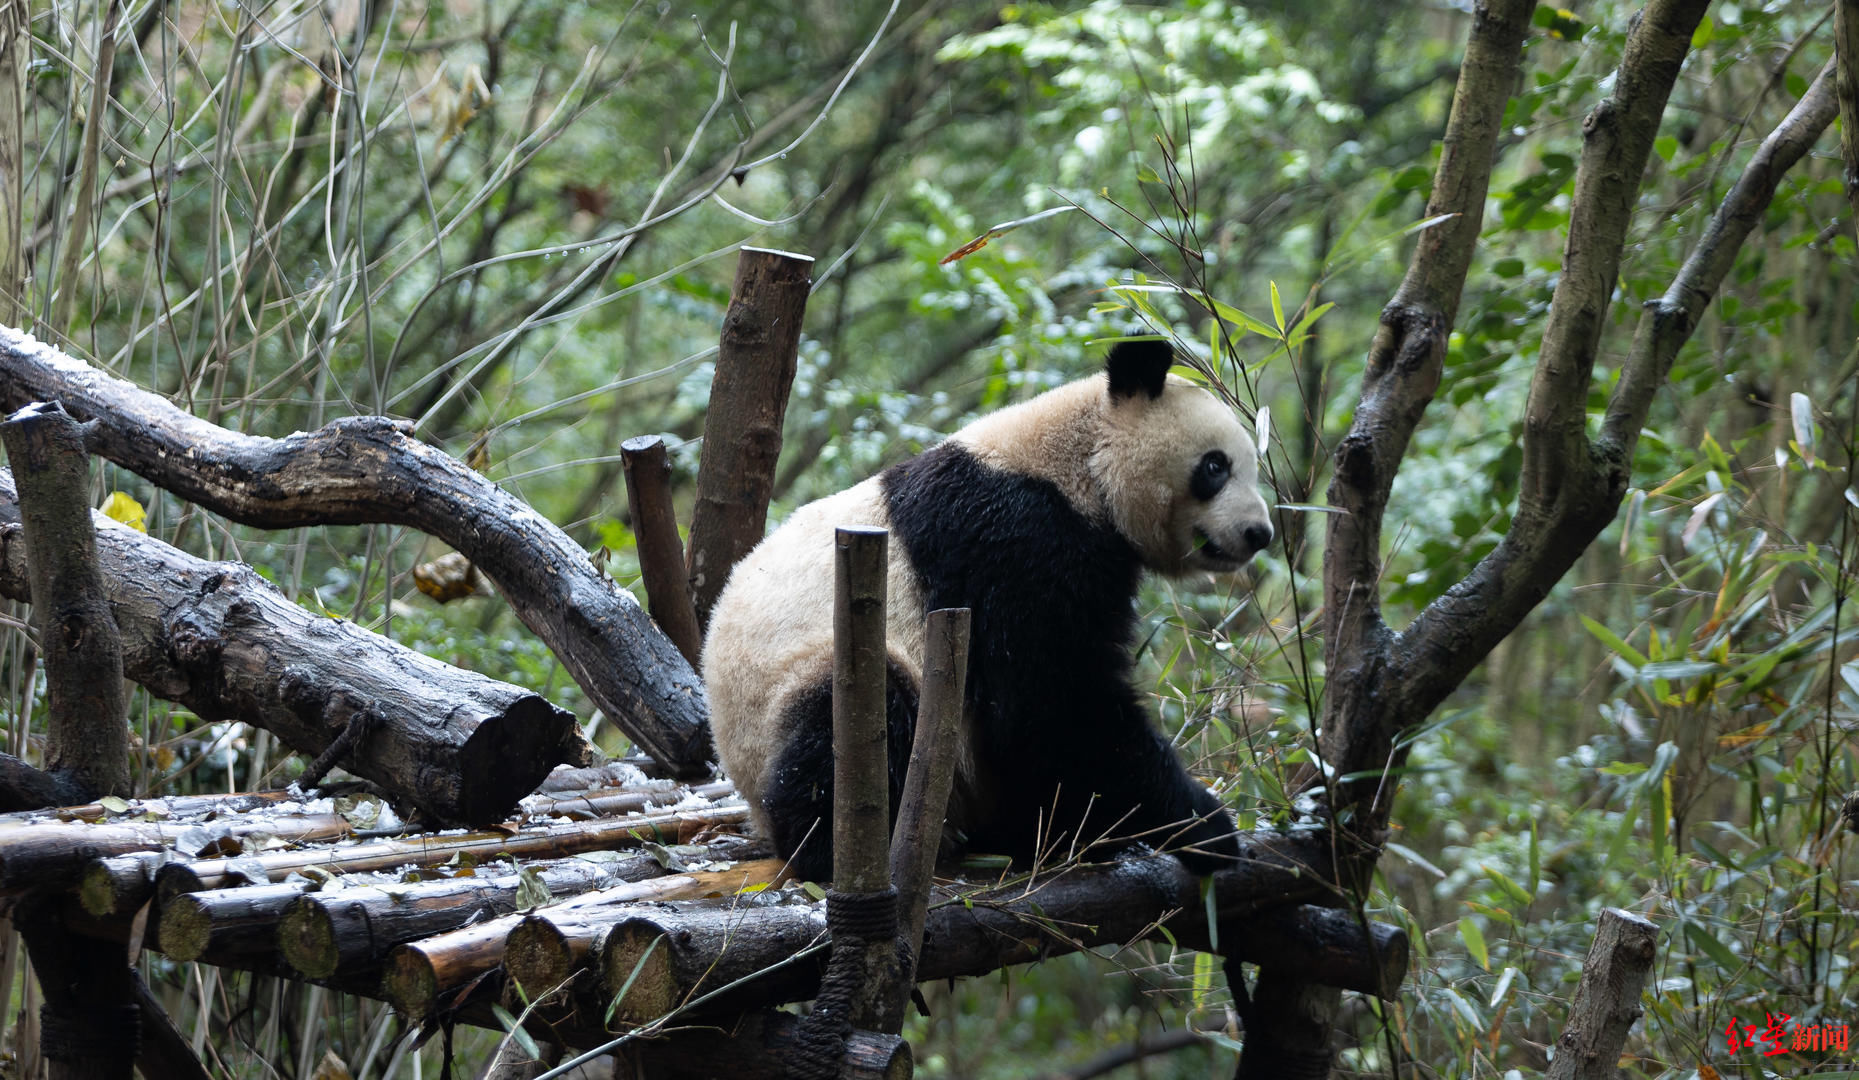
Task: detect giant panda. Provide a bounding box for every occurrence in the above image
[702,340,1273,881]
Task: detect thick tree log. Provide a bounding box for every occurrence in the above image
[276,839,763,979]
[1234,967,1340,1080]
[0,811,352,891]
[595,858,1398,1025]
[1545,909,1658,1080]
[153,802,749,898]
[686,247,811,628]
[0,326,712,776]
[619,435,702,666]
[381,859,784,1019]
[616,1011,910,1080]
[0,755,90,813]
[157,881,307,965]
[1,402,128,798]
[0,468,584,826]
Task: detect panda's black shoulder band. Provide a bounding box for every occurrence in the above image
[1106,339,1173,400]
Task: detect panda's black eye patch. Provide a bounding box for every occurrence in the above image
[1191,451,1230,501]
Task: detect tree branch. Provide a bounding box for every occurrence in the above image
[1837,0,1859,225]
[1520,0,1710,512]
[1401,62,1840,720]
[0,326,712,776]
[1320,0,1534,807]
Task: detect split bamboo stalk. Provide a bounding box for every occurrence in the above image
[152,802,746,898]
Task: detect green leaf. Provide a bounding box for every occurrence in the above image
[1459,916,1489,971]
[1691,13,1713,47]
[491,1003,541,1059]
[1791,391,1816,463]
[1653,135,1678,162]
[1684,922,1743,974]
[1579,614,1647,667]
[1269,281,1284,332]
[1483,865,1532,907]
[1649,770,1669,863]
[1489,965,1518,1009]
[1638,660,1722,682]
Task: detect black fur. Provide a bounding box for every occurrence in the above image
[761,660,920,882]
[880,442,1236,872]
[1106,340,1174,400]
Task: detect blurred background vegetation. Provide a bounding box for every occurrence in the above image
[0,0,1853,1076]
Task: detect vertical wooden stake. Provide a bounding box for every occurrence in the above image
[619,435,702,666]
[1544,908,1658,1080]
[832,525,891,895]
[882,607,969,1033]
[0,401,128,797]
[686,247,813,629]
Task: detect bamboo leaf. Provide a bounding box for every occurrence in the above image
[1270,281,1285,332]
[1459,916,1489,972]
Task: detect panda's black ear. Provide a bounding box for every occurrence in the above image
[1106,340,1172,401]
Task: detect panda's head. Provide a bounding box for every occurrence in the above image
[1092,341,1274,576]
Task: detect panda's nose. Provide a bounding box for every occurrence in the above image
[1243,523,1273,553]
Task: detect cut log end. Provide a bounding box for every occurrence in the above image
[277,897,339,979]
[158,894,214,962]
[502,915,579,1001]
[382,948,441,1020]
[454,694,585,825]
[600,919,679,1023]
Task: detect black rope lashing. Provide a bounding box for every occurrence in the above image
[790,887,901,1079]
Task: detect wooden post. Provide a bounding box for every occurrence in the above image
[833,525,891,898]
[619,435,702,665]
[882,606,969,1032]
[14,895,137,1080]
[686,247,812,628]
[0,401,128,797]
[1545,908,1658,1080]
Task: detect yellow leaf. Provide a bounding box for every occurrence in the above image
[100,491,147,533]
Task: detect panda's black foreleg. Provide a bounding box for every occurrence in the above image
[759,663,920,883]
[1051,714,1239,876]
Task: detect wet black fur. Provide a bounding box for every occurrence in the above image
[758,440,1237,880]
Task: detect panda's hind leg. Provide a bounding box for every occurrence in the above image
[760,659,920,883]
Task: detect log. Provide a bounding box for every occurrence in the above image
[158,882,308,965]
[1234,967,1340,1080]
[380,859,784,1019]
[686,248,811,627]
[277,839,763,979]
[619,435,701,666]
[1545,908,1658,1080]
[0,326,711,776]
[0,811,352,891]
[0,467,584,826]
[153,802,748,898]
[617,1011,909,1080]
[15,893,138,1080]
[0,402,128,798]
[525,779,733,820]
[594,844,1392,1025]
[503,858,786,1007]
[885,607,968,1031]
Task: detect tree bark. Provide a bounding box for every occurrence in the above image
[1,403,129,798]
[0,466,585,826]
[619,435,702,666]
[1834,0,1859,225]
[0,0,25,325]
[15,894,137,1080]
[1544,909,1658,1080]
[0,326,712,776]
[686,247,811,628]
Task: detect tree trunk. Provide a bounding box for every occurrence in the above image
[1,403,128,798]
[1544,909,1658,1080]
